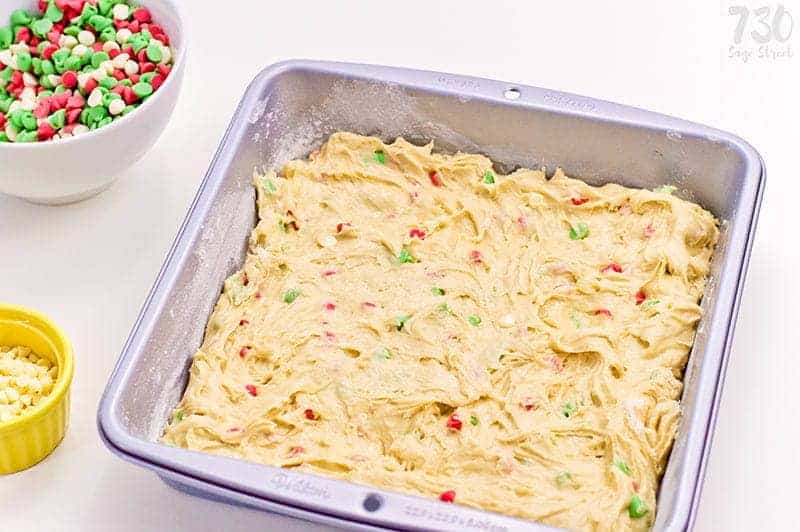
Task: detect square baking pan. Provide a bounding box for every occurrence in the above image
[97,60,764,531]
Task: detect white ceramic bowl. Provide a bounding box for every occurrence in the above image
[0,0,187,204]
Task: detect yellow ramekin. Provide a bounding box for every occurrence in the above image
[0,303,74,474]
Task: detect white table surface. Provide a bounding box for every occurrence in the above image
[1,1,797,530]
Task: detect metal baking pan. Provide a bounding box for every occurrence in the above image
[97,60,765,531]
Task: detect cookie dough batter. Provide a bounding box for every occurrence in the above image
[163,132,718,531]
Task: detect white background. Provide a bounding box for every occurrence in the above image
[1,1,798,530]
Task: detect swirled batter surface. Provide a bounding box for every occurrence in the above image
[163,132,718,531]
